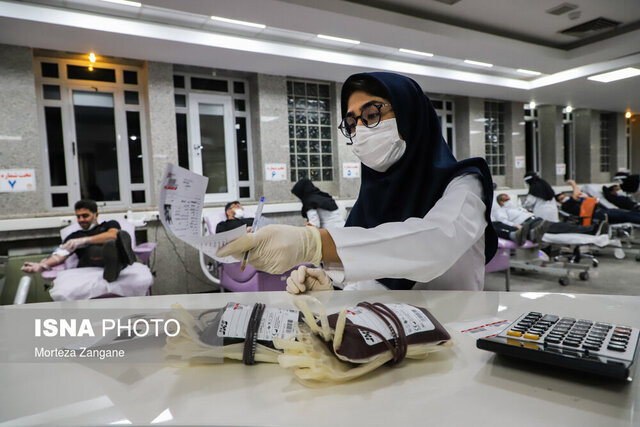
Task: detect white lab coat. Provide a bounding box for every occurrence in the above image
[306,208,345,229]
[491,204,534,226]
[522,194,559,222]
[324,174,487,291]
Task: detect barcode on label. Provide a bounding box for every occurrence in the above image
[285,319,294,334]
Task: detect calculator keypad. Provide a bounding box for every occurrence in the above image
[498,312,638,362]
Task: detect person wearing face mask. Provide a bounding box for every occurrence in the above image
[291,178,345,229]
[215,201,254,233]
[492,193,603,246]
[602,185,640,211]
[21,199,136,282]
[522,171,559,222]
[217,72,498,294]
[556,180,640,225]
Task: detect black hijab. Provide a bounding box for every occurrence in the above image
[291,178,338,218]
[341,72,497,290]
[524,171,555,201]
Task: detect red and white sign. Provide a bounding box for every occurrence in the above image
[0,169,36,192]
[265,163,287,181]
[342,162,360,178]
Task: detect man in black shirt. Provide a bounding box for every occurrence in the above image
[21,200,136,282]
[556,180,640,225]
[215,201,254,233]
[603,185,640,211]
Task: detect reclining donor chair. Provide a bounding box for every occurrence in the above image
[200,210,294,292]
[42,219,155,300]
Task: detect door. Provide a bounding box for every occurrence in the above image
[188,94,237,203]
[69,88,124,203]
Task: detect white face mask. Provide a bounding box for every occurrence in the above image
[352,118,406,173]
[233,208,245,219]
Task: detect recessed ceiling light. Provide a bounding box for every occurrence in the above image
[464,59,493,67]
[587,67,640,83]
[99,0,141,7]
[517,68,542,76]
[210,15,266,29]
[399,48,434,57]
[317,34,360,44]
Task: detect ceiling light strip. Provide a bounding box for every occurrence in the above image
[399,48,434,57]
[517,68,541,76]
[587,67,640,83]
[210,15,266,29]
[317,34,360,44]
[99,0,141,7]
[464,59,493,67]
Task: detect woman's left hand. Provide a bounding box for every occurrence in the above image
[286,265,333,294]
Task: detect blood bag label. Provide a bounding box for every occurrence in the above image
[217,302,299,341]
[346,303,434,345]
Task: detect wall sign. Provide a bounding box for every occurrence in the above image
[265,163,287,181]
[343,163,360,178]
[514,156,525,169]
[556,163,566,176]
[0,169,36,192]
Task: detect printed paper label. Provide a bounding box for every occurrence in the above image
[346,303,434,346]
[217,302,299,341]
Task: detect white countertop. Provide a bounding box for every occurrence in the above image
[1,290,639,426]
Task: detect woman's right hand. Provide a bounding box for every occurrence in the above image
[286,265,333,294]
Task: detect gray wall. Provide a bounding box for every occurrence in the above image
[145,61,179,206]
[538,105,564,185]
[0,44,45,218]
[504,101,526,188]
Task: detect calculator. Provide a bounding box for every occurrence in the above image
[476,312,639,380]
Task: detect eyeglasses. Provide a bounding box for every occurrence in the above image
[338,102,392,142]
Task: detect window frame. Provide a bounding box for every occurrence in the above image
[173,72,254,201]
[484,101,506,176]
[287,78,335,182]
[34,56,150,210]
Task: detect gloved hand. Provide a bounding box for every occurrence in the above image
[286,265,333,294]
[21,262,47,273]
[216,224,322,274]
[61,237,91,252]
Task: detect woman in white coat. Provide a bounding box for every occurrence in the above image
[217,72,497,292]
[291,178,345,229]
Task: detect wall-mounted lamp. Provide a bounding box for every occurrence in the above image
[88,52,96,71]
[565,105,573,113]
[626,111,632,119]
[528,101,536,109]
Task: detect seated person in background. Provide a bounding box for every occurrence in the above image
[614,170,640,195]
[492,193,602,245]
[21,199,136,282]
[215,201,254,233]
[556,180,640,225]
[291,178,345,229]
[522,171,559,222]
[603,184,640,211]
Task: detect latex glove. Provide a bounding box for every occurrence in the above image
[216,224,322,274]
[21,262,47,273]
[286,265,333,294]
[61,237,91,252]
